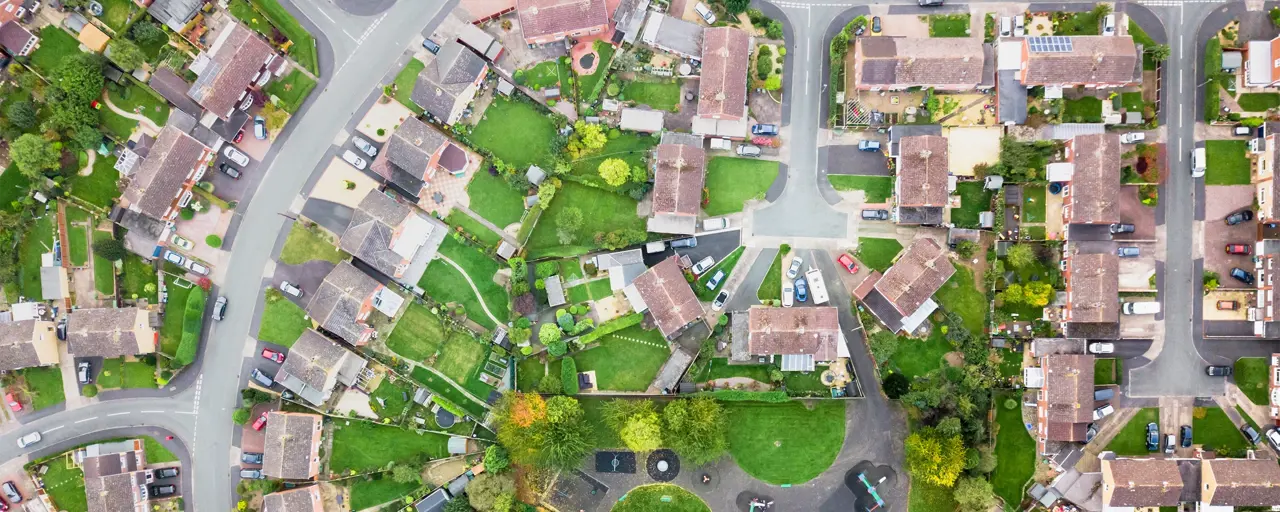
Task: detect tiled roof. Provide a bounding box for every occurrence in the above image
[411,43,487,121]
[339,191,414,278]
[697,27,751,119]
[1023,36,1139,85]
[872,238,955,316]
[187,22,273,120]
[0,20,35,56]
[262,412,322,480]
[263,486,323,512]
[1068,133,1121,224]
[306,262,381,345]
[631,256,703,339]
[746,306,841,360]
[852,37,987,88]
[1042,354,1094,427]
[896,135,949,207]
[122,125,210,219]
[1103,458,1183,507]
[1068,252,1119,324]
[66,308,152,358]
[147,67,203,116]
[369,117,450,184]
[1203,458,1280,506]
[85,471,145,512]
[515,0,609,40]
[276,329,367,405]
[0,320,52,371]
[651,143,706,216]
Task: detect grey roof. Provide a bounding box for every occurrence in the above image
[612,0,650,44]
[340,191,441,280]
[40,267,66,300]
[998,70,1028,124]
[275,329,368,405]
[1223,51,1243,70]
[660,132,704,148]
[0,320,49,371]
[527,165,547,185]
[369,117,453,189]
[650,347,692,392]
[111,207,167,257]
[148,67,204,116]
[545,275,566,306]
[414,488,451,512]
[411,43,487,121]
[187,22,274,120]
[66,308,149,358]
[897,206,945,225]
[262,412,322,480]
[306,262,382,345]
[121,125,209,220]
[644,12,703,58]
[262,486,321,512]
[147,0,202,30]
[596,249,644,268]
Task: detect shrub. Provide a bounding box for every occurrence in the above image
[205,235,223,248]
[179,208,195,220]
[232,407,251,425]
[174,289,207,366]
[561,357,579,395]
[93,238,127,261]
[696,390,789,402]
[1004,399,1018,410]
[81,384,98,398]
[535,261,558,278]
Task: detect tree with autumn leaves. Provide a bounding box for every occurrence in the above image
[492,392,593,470]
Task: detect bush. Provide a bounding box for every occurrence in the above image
[81,384,98,397]
[232,407,251,425]
[93,238,127,261]
[179,208,195,220]
[696,390,789,402]
[561,357,579,395]
[1004,399,1018,410]
[174,288,207,366]
[205,235,223,248]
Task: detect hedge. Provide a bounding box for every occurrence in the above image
[174,288,207,366]
[561,356,579,395]
[696,390,789,402]
[576,312,644,345]
[432,395,469,419]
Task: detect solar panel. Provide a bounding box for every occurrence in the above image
[1027,36,1074,53]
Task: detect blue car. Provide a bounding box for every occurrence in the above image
[794,277,808,302]
[751,124,779,136]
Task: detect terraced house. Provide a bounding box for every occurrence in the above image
[848,37,992,91]
[0,318,58,371]
[263,486,323,512]
[65,308,157,359]
[693,27,752,139]
[1012,36,1141,89]
[514,0,609,45]
[1100,456,1280,509]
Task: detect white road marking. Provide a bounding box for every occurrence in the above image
[108,412,131,417]
[316,7,337,24]
[43,426,63,434]
[343,29,360,42]
[141,410,164,414]
[75,416,99,424]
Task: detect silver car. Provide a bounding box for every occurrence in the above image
[184,259,209,276]
[786,257,803,279]
[16,431,41,448]
[279,281,303,297]
[163,250,186,266]
[692,256,715,275]
[223,146,250,167]
[342,150,368,170]
[352,136,378,157]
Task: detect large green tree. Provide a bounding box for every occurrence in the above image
[904,427,967,487]
[597,158,630,187]
[129,21,167,46]
[602,399,662,453]
[537,396,594,469]
[5,100,38,131]
[465,472,515,512]
[953,476,996,512]
[10,134,60,180]
[1005,243,1036,269]
[107,39,146,70]
[662,396,728,466]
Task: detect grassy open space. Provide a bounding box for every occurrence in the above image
[257,289,310,347]
[855,238,902,272]
[409,366,488,417]
[101,106,140,140]
[120,254,158,303]
[279,223,346,265]
[999,349,1023,377]
[704,157,779,216]
[350,477,419,511]
[928,14,971,37]
[108,82,170,126]
[910,481,958,512]
[935,263,984,333]
[123,361,157,389]
[70,154,123,208]
[1095,358,1118,386]
[0,165,33,213]
[1121,92,1144,112]
[757,250,784,301]
[621,79,682,111]
[527,181,645,258]
[369,377,414,419]
[435,336,488,385]
[29,26,81,75]
[159,275,194,354]
[1055,9,1102,35]
[1237,92,1280,112]
[386,302,448,362]
[329,421,450,472]
[574,326,670,391]
[993,392,1036,509]
[951,181,992,229]
[726,401,846,484]
[1022,184,1047,223]
[567,278,614,303]
[391,58,426,114]
[517,59,566,89]
[577,41,615,101]
[1234,357,1269,405]
[694,247,744,300]
[144,436,178,463]
[42,457,88,512]
[98,358,125,389]
[18,214,55,299]
[828,175,892,202]
[887,328,951,380]
[613,484,710,512]
[1204,140,1252,185]
[1193,407,1251,452]
[1064,97,1103,123]
[690,358,773,384]
[445,210,503,246]
[471,97,559,169]
[1106,407,1160,456]
[465,171,527,228]
[418,237,510,329]
[15,366,65,410]
[96,0,135,32]
[67,217,90,267]
[264,69,318,113]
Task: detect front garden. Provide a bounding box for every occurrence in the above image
[828,175,892,203]
[1204,140,1251,185]
[256,289,310,347]
[1233,357,1269,405]
[704,157,779,216]
[1105,407,1160,456]
[854,238,902,272]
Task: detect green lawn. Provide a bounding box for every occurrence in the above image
[1128,20,1159,70]
[910,481,958,512]
[228,0,274,34]
[350,477,420,511]
[828,175,892,202]
[237,0,318,74]
[67,215,90,267]
[568,132,658,188]
[329,421,450,472]
[517,59,565,89]
[567,278,614,303]
[1121,92,1145,112]
[1022,184,1047,223]
[1193,407,1251,452]
[445,210,503,246]
[42,457,88,512]
[1234,357,1269,405]
[621,79,682,111]
[690,358,773,383]
[613,484,710,512]
[409,366,488,417]
[992,392,1036,509]
[1055,10,1102,35]
[369,377,414,420]
[435,336,488,385]
[0,165,34,213]
[928,14,971,37]
[392,58,426,114]
[418,237,510,329]
[704,157,779,216]
[465,171,527,228]
[98,358,124,389]
[471,97,559,169]
[1095,358,1117,385]
[1204,140,1252,185]
[726,401,846,485]
[69,154,123,208]
[855,238,902,272]
[386,302,448,362]
[998,349,1023,378]
[144,436,178,463]
[694,246,744,300]
[18,214,55,299]
[96,0,135,32]
[951,181,992,229]
[887,328,951,380]
[1237,92,1280,112]
[257,289,310,347]
[577,41,615,101]
[757,250,783,301]
[1063,97,1103,123]
[100,107,140,140]
[527,181,645,258]
[574,326,671,391]
[1106,407,1160,456]
[15,366,65,410]
[279,223,346,265]
[263,69,318,113]
[935,263,985,334]
[123,361,157,389]
[29,26,81,75]
[159,275,194,354]
[120,254,158,303]
[108,82,170,126]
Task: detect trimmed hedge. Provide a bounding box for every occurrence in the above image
[174,288,206,366]
[696,390,789,402]
[577,312,644,345]
[432,395,469,419]
[561,356,579,395]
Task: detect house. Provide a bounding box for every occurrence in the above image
[640,12,703,59]
[119,124,215,223]
[741,306,844,372]
[1095,456,1280,509]
[370,117,475,198]
[0,20,36,57]
[693,27,751,139]
[1015,36,1140,88]
[413,487,454,512]
[1101,458,1183,509]
[411,42,488,126]
[1255,243,1280,336]
[0,319,58,372]
[611,0,650,45]
[620,108,666,133]
[66,308,156,358]
[148,67,204,116]
[625,256,704,340]
[1034,353,1093,452]
[1063,252,1119,338]
[1254,123,1280,224]
[1247,36,1280,87]
[647,135,706,235]
[854,237,955,334]
[894,135,950,225]
[79,439,149,512]
[515,0,609,45]
[306,262,403,346]
[592,249,646,291]
[0,0,33,25]
[147,0,202,31]
[339,190,447,288]
[275,330,369,406]
[847,37,992,91]
[262,412,323,481]
[456,22,504,61]
[263,486,323,512]
[187,22,276,121]
[1059,134,1121,226]
[1200,458,1280,508]
[1271,353,1280,421]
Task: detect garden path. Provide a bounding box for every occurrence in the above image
[78,150,96,176]
[698,376,773,390]
[101,93,161,135]
[934,94,989,124]
[438,255,503,327]
[456,205,518,245]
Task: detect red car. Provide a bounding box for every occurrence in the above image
[252,412,268,431]
[4,393,20,412]
[234,130,245,143]
[751,136,774,147]
[1,496,9,511]
[837,254,859,273]
[1226,244,1252,255]
[261,349,285,364]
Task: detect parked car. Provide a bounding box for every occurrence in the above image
[1217,300,1240,310]
[1109,223,1135,234]
[1102,14,1116,36]
[735,144,762,157]
[837,254,858,273]
[342,150,368,170]
[999,16,1012,37]
[1088,342,1114,354]
[794,277,808,302]
[1117,247,1140,258]
[261,349,285,364]
[238,94,253,111]
[1119,132,1146,144]
[782,283,795,307]
[212,296,227,321]
[1207,365,1234,377]
[1226,244,1252,255]
[1084,423,1098,443]
[918,0,944,6]
[241,452,264,465]
[4,393,19,412]
[787,257,804,279]
[77,361,90,384]
[1230,267,1256,285]
[150,485,176,497]
[1243,424,1262,444]
[858,140,881,152]
[251,412,268,431]
[671,237,697,248]
[152,467,179,479]
[1146,423,1159,451]
[1181,425,1193,448]
[163,251,186,266]
[16,431,40,449]
[694,2,716,24]
[253,116,266,140]
[249,368,274,388]
[871,16,881,34]
[1164,434,1175,454]
[353,136,378,157]
[692,256,716,275]
[1235,125,1253,136]
[1,482,19,503]
[215,162,241,179]
[712,291,728,311]
[1013,14,1025,36]
[223,146,250,166]
[751,124,779,136]
[279,281,303,297]
[171,235,194,250]
[1093,404,1115,421]
[184,259,209,276]
[1266,428,1280,452]
[1093,387,1114,401]
[233,130,245,143]
[422,38,441,54]
[0,496,9,511]
[705,270,726,290]
[1226,209,1255,225]
[702,217,729,231]
[239,469,265,480]
[861,209,889,221]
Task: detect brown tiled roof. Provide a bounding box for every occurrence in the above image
[872,238,955,316]
[306,262,380,345]
[896,135,949,207]
[746,306,841,360]
[339,191,422,279]
[651,143,706,216]
[851,37,987,88]
[122,125,210,219]
[1103,459,1184,507]
[186,22,274,120]
[1203,458,1280,506]
[1067,252,1119,324]
[515,0,609,40]
[1023,36,1139,85]
[276,329,367,405]
[263,486,323,512]
[66,308,153,358]
[411,43,488,121]
[262,412,322,480]
[632,256,703,339]
[1042,354,1094,428]
[697,27,751,119]
[85,471,146,512]
[1068,133,1121,224]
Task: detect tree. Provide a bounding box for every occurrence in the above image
[602,399,662,453]
[107,39,146,70]
[597,158,630,187]
[537,182,557,209]
[93,238,127,261]
[904,427,967,487]
[10,134,60,179]
[260,102,289,132]
[868,330,901,365]
[764,75,782,91]
[70,124,102,151]
[629,164,647,183]
[491,493,514,512]
[390,464,420,484]
[766,20,784,39]
[954,240,979,259]
[561,356,579,394]
[725,0,749,14]
[130,21,167,46]
[953,476,996,512]
[42,100,99,135]
[1204,270,1220,293]
[574,121,607,151]
[936,416,963,436]
[1005,243,1035,269]
[5,100,37,131]
[556,206,583,244]
[974,444,997,474]
[53,53,105,105]
[663,396,728,465]
[1146,43,1171,62]
[492,393,547,464]
[466,472,515,512]
[540,324,564,346]
[484,445,511,474]
[999,283,1024,305]
[537,396,595,469]
[232,407,251,425]
[883,372,909,399]
[1022,281,1053,308]
[443,495,474,512]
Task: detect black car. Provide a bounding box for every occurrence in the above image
[152,467,179,479]
[1230,267,1256,285]
[1226,209,1255,225]
[918,0,943,6]
[751,124,779,136]
[871,16,882,33]
[1109,223,1135,234]
[149,485,176,497]
[241,452,264,465]
[1242,424,1262,444]
[861,209,890,221]
[1145,422,1159,451]
[218,163,242,179]
[1180,425,1192,448]
[1206,365,1234,377]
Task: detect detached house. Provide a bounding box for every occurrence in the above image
[80,439,150,512]
[0,319,58,371]
[854,237,956,334]
[65,308,156,358]
[1015,36,1141,88]
[339,190,447,288]
[647,133,706,235]
[738,306,844,372]
[1034,353,1094,452]
[411,42,488,126]
[187,22,277,121]
[894,135,950,225]
[305,262,404,346]
[262,412,323,481]
[693,27,752,139]
[275,330,369,406]
[119,124,216,223]
[515,0,609,45]
[848,37,992,91]
[1246,36,1280,87]
[625,256,704,341]
[370,117,475,199]
[0,20,36,57]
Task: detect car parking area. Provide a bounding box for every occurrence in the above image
[0,460,37,506]
[1203,290,1251,321]
[826,142,889,175]
[1119,304,1162,339]
[1115,186,1157,241]
[1118,256,1157,290]
[271,260,336,309]
[238,401,278,459]
[1202,185,1256,280]
[145,464,184,500]
[641,230,742,268]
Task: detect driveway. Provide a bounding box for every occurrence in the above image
[1116,186,1157,240]
[643,230,743,268]
[1118,256,1157,290]
[827,143,889,176]
[301,199,356,236]
[1202,290,1250,321]
[272,260,336,308]
[1120,312,1161,340]
[1202,185,1256,279]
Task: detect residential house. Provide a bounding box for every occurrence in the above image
[1034,353,1094,453]
[370,117,475,199]
[647,135,706,235]
[306,262,404,346]
[339,190,447,288]
[148,67,204,116]
[741,306,844,372]
[0,20,36,57]
[0,0,34,25]
[1063,252,1119,338]
[455,0,516,24]
[1101,458,1184,509]
[996,40,1028,125]
[263,486,324,512]
[847,37,992,91]
[853,237,956,334]
[1272,353,1280,422]
[66,308,156,358]
[611,0,650,45]
[1246,36,1280,87]
[894,135,950,225]
[413,488,455,512]
[187,22,276,121]
[1015,36,1140,89]
[592,249,646,291]
[119,124,215,223]
[79,439,150,512]
[411,42,488,126]
[693,27,751,139]
[0,319,59,372]
[262,412,323,481]
[625,256,704,340]
[640,12,703,59]
[1059,133,1121,226]
[515,0,609,45]
[147,0,202,31]
[1251,240,1280,336]
[275,330,369,406]
[1200,458,1280,508]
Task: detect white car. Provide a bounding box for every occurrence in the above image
[170,234,194,251]
[712,291,728,311]
[352,136,378,157]
[1120,132,1146,144]
[279,281,303,297]
[223,146,250,167]
[16,431,41,448]
[1088,342,1115,354]
[782,283,795,307]
[1102,14,1116,36]
[694,2,716,24]
[1092,404,1115,421]
[692,256,715,275]
[342,150,368,170]
[163,250,185,266]
[184,259,210,276]
[786,257,803,279]
[1266,428,1280,452]
[1013,15,1025,37]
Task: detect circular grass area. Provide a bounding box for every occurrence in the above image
[725,401,846,484]
[612,484,709,512]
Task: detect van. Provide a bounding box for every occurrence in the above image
[999,17,1012,37]
[644,241,667,253]
[1093,387,1114,401]
[1102,14,1116,36]
[694,2,716,24]
[1192,147,1206,177]
[702,217,728,231]
[1122,302,1161,315]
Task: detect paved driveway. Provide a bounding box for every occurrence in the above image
[1202,185,1256,279]
[643,230,743,268]
[1116,186,1157,240]
[827,143,889,175]
[272,260,336,308]
[1118,257,1157,290]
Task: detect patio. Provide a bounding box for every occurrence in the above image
[174,205,233,271]
[848,89,927,125]
[936,92,998,127]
